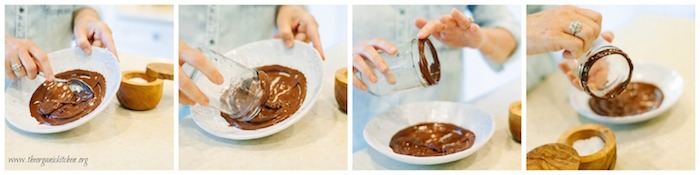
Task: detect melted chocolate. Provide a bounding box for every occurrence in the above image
[581,48,633,99]
[418,39,440,86]
[29,69,106,125]
[589,82,663,116]
[390,122,475,157]
[220,65,306,130]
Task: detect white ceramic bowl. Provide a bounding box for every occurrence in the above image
[569,61,684,124]
[5,47,121,133]
[363,101,495,165]
[191,39,323,140]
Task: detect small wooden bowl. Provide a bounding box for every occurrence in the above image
[117,70,164,110]
[334,68,348,113]
[508,101,521,142]
[558,124,617,170]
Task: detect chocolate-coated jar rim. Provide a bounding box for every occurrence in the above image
[418,38,440,86]
[581,48,633,99]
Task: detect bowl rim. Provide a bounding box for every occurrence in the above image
[191,39,324,140]
[363,101,495,165]
[569,61,684,124]
[5,47,121,133]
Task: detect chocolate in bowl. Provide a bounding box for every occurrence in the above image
[589,82,663,117]
[220,64,307,130]
[29,69,106,126]
[390,122,476,157]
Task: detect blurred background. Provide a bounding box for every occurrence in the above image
[96,5,173,60]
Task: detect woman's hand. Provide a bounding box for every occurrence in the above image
[5,35,53,81]
[414,8,517,62]
[415,8,484,48]
[352,38,397,91]
[178,40,223,106]
[559,32,614,90]
[275,5,325,60]
[526,5,602,59]
[72,7,118,60]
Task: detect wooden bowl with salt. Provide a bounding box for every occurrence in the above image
[117,63,173,111]
[557,124,617,170]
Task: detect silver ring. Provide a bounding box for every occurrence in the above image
[568,20,583,36]
[11,63,23,72]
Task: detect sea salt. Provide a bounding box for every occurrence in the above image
[130,77,149,83]
[572,136,605,156]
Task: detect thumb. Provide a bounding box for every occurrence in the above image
[414,18,428,29]
[601,31,615,43]
[277,17,295,48]
[74,28,92,55]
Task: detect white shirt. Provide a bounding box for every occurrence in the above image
[179,5,277,53]
[5,5,85,53]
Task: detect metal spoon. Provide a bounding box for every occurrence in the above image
[39,73,94,99]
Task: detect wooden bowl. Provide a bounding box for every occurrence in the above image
[117,70,164,110]
[527,143,580,170]
[508,101,521,142]
[558,124,617,170]
[334,68,348,113]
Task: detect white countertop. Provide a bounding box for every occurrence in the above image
[5,54,174,170]
[353,77,522,170]
[178,42,348,170]
[526,15,695,170]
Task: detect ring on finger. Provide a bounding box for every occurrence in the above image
[11,63,23,72]
[568,20,583,36]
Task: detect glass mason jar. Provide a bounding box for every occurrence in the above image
[357,38,440,96]
[185,48,265,121]
[567,37,633,99]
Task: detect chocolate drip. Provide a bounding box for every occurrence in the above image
[417,39,440,86]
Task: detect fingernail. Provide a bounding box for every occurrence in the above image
[361,85,368,91]
[370,75,378,83]
[83,48,91,55]
[377,64,387,73]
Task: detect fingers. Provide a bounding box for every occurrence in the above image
[416,20,445,39]
[92,40,104,47]
[574,8,603,25]
[28,45,53,81]
[178,68,209,106]
[74,27,93,55]
[451,8,472,29]
[97,25,119,60]
[352,67,368,91]
[9,55,26,79]
[574,17,601,53]
[178,91,196,105]
[179,43,224,85]
[5,55,17,80]
[17,48,38,79]
[440,15,457,28]
[353,54,377,84]
[356,39,395,74]
[558,62,583,90]
[601,31,615,43]
[305,20,325,60]
[415,18,428,28]
[553,32,585,59]
[276,15,295,48]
